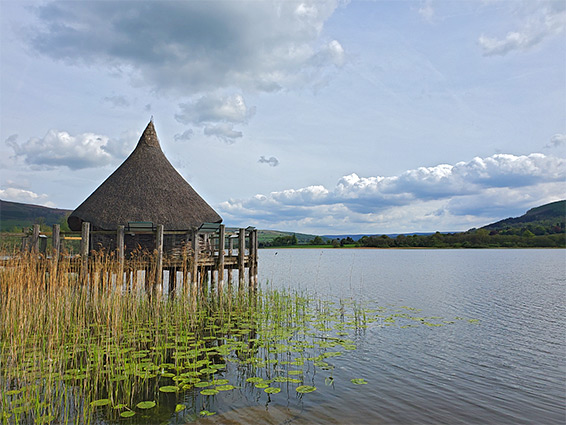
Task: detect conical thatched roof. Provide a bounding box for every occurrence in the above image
[68,121,222,231]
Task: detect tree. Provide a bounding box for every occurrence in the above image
[311,236,325,245]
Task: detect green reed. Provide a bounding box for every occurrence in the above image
[0,250,471,424]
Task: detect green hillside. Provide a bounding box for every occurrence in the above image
[482,200,565,235]
[0,199,71,232]
[258,230,319,247]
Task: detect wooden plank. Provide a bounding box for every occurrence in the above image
[128,221,154,231]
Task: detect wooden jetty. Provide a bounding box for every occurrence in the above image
[18,222,258,293]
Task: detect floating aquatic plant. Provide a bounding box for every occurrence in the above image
[136,401,156,409]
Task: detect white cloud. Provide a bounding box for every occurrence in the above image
[479,1,566,56]
[258,156,280,167]
[418,0,435,22]
[0,188,54,207]
[6,129,133,169]
[103,95,130,108]
[203,124,243,144]
[175,94,255,125]
[219,153,566,232]
[546,133,566,148]
[174,129,194,142]
[29,0,344,94]
[175,93,255,142]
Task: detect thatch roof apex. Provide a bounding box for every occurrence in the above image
[137,120,160,149]
[68,121,222,231]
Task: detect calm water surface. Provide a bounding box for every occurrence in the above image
[246,248,565,425]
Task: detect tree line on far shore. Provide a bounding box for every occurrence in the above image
[260,224,565,249]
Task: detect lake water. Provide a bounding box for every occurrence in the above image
[238,248,565,425]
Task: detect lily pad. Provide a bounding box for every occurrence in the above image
[296,385,317,393]
[216,384,236,391]
[200,388,219,396]
[136,401,156,409]
[264,387,281,394]
[90,399,111,407]
[351,378,368,385]
[159,385,179,393]
[175,404,186,413]
[120,411,135,418]
[194,381,211,388]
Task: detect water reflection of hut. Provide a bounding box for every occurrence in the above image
[68,121,222,255]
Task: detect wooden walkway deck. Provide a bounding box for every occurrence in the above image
[11,222,258,292]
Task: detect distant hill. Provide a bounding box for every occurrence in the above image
[323,232,440,241]
[481,200,565,234]
[0,199,71,232]
[258,229,319,246]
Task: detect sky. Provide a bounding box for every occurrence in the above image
[1,0,565,235]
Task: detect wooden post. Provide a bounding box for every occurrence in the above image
[169,268,177,295]
[191,230,199,289]
[39,236,48,254]
[254,229,259,288]
[182,233,190,293]
[248,229,258,289]
[31,224,40,254]
[248,229,254,288]
[227,236,233,287]
[238,228,245,287]
[155,224,164,290]
[217,225,225,292]
[210,234,217,289]
[52,224,60,258]
[51,224,60,278]
[117,225,125,285]
[80,222,90,283]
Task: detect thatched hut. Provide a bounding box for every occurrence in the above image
[68,121,222,254]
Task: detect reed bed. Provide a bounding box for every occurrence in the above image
[1,251,462,424]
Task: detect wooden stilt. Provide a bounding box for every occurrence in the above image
[227,236,233,287]
[218,225,225,293]
[238,228,245,287]
[80,222,90,283]
[117,225,125,286]
[191,231,199,290]
[31,224,40,254]
[155,224,164,290]
[51,224,60,274]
